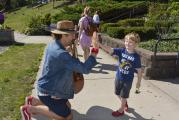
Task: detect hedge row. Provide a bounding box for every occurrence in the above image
[118,18,145,27]
[107,27,156,41]
[139,39,179,52]
[51,1,146,24]
[101,18,145,32]
[100,23,120,33]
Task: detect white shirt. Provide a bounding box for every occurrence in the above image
[93,14,100,24]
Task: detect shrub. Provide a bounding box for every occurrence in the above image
[42,13,51,26]
[52,13,80,25]
[24,15,46,35]
[51,0,146,24]
[101,23,120,33]
[107,27,125,38]
[124,27,156,41]
[118,18,145,27]
[139,39,179,52]
[106,26,156,41]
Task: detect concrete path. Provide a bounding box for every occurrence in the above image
[14,32,179,120]
[0,46,8,54]
[15,32,52,44]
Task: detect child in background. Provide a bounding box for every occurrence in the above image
[93,10,100,32]
[108,32,142,117]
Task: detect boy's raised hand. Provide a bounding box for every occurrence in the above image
[90,48,99,57]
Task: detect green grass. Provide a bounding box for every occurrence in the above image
[0,44,45,119]
[4,1,65,33]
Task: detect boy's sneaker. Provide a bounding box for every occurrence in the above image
[125,101,129,112]
[25,96,33,105]
[20,105,31,120]
[112,110,124,117]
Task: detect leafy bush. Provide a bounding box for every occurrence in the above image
[51,1,146,24]
[118,18,145,27]
[125,27,156,41]
[107,27,125,38]
[139,39,179,52]
[24,15,49,35]
[42,13,51,26]
[100,23,120,33]
[146,3,178,39]
[63,6,83,14]
[24,13,52,35]
[0,5,3,10]
[106,26,156,41]
[52,13,80,25]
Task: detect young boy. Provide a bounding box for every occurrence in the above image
[109,32,142,117]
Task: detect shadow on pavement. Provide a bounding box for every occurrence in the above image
[149,77,179,85]
[125,108,156,120]
[73,106,154,120]
[91,62,117,74]
[0,41,24,46]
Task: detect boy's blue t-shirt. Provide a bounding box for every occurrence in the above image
[112,48,141,81]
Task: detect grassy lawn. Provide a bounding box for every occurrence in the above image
[4,1,65,33]
[0,44,45,119]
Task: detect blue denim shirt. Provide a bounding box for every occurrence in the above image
[37,40,97,99]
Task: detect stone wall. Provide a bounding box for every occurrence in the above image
[99,34,179,79]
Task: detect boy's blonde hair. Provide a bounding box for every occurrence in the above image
[124,32,140,43]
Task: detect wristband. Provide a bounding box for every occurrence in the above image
[91,48,99,54]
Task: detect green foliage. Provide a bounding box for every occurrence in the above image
[107,27,125,38]
[42,13,51,26]
[24,15,43,35]
[0,4,3,10]
[139,39,179,52]
[52,1,146,25]
[100,23,120,33]
[4,2,63,32]
[24,14,51,35]
[0,44,45,119]
[63,5,83,14]
[107,27,156,41]
[146,2,178,39]
[52,12,80,25]
[117,18,145,27]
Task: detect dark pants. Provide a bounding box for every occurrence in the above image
[38,95,71,118]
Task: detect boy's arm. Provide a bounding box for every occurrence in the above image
[136,68,142,89]
[102,45,114,55]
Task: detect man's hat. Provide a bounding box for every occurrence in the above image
[49,20,76,34]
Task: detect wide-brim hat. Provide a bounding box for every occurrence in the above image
[48,20,76,34]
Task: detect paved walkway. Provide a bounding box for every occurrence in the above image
[14,32,179,120]
[0,46,8,54]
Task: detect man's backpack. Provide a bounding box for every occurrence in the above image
[84,17,97,36]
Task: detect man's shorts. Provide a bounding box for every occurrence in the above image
[115,79,133,98]
[38,95,71,118]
